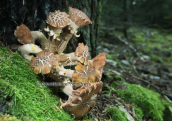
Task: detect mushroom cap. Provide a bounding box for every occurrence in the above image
[69,7,92,27]
[92,52,107,71]
[31,51,58,74]
[61,81,103,119]
[72,61,99,89]
[91,52,107,81]
[75,43,90,65]
[46,10,71,29]
[14,24,34,44]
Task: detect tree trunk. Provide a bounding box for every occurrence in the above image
[0,0,101,58]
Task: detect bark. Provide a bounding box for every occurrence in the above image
[0,0,101,58]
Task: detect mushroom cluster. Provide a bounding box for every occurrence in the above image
[14,7,106,119]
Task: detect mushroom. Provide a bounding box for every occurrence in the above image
[18,44,43,60]
[45,10,71,40]
[91,52,107,80]
[72,61,99,89]
[92,52,107,72]
[31,50,58,74]
[61,81,103,119]
[68,7,92,37]
[14,24,49,50]
[74,43,90,65]
[14,24,34,44]
[56,60,100,89]
[54,43,90,65]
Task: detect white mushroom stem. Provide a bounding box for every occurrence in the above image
[18,44,43,61]
[68,21,80,37]
[49,25,62,35]
[58,68,74,78]
[61,80,74,96]
[30,31,49,50]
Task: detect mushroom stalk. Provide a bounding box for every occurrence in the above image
[56,28,73,54]
[56,53,76,62]
[30,31,49,50]
[57,67,74,79]
[61,80,74,96]
[18,44,43,60]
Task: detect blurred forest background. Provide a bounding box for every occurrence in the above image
[97,0,172,120]
[100,0,172,29]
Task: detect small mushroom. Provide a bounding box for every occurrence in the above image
[68,7,92,37]
[72,61,99,89]
[92,52,107,72]
[75,43,90,65]
[91,52,107,81]
[61,81,103,119]
[55,43,90,65]
[14,24,34,44]
[46,10,71,40]
[31,50,58,74]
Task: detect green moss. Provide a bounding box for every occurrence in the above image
[132,105,144,121]
[134,34,145,42]
[106,107,128,121]
[0,47,73,121]
[117,84,165,121]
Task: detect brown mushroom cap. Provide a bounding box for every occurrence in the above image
[69,7,92,27]
[72,61,99,89]
[75,43,90,65]
[91,52,107,81]
[14,24,34,44]
[31,51,58,74]
[46,10,71,29]
[61,81,103,119]
[92,52,107,72]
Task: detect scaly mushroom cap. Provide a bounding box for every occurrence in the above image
[72,61,99,89]
[14,24,34,44]
[92,52,107,72]
[69,7,92,26]
[75,43,90,65]
[31,51,58,74]
[46,10,71,29]
[61,81,103,119]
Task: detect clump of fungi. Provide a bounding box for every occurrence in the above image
[14,7,107,119]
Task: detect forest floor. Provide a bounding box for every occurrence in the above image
[0,26,172,121]
[92,26,172,121]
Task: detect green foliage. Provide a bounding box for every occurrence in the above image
[106,107,128,121]
[117,84,165,121]
[105,83,117,97]
[107,54,118,60]
[0,47,73,121]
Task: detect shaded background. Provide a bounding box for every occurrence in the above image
[0,0,101,58]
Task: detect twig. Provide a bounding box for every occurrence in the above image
[45,117,52,121]
[54,103,62,113]
[164,95,172,103]
[44,93,46,102]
